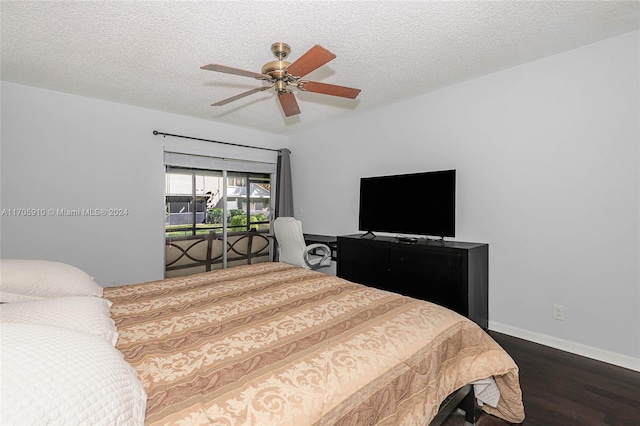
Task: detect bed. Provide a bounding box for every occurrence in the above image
[0,259,525,425]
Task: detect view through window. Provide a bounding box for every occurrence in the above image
[165,166,271,238]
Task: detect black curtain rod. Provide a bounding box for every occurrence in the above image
[153,130,281,153]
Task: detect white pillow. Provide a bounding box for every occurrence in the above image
[0,296,119,346]
[0,259,103,302]
[0,323,146,426]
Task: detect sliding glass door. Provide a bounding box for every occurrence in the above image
[164,165,273,277]
[163,151,277,277]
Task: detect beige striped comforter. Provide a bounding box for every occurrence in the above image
[104,262,524,425]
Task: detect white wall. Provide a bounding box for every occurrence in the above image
[0,82,287,286]
[289,31,640,367]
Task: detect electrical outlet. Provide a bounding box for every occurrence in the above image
[553,304,565,321]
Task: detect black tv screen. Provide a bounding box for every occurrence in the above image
[358,170,456,238]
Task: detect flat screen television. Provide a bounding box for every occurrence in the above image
[358,169,456,238]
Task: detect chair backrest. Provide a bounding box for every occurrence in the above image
[273,217,307,268]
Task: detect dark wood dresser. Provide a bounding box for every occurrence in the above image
[337,234,488,329]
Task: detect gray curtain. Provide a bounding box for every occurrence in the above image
[275,148,294,218]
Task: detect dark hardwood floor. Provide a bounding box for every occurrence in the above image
[442,331,640,426]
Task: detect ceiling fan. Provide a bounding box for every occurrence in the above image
[201,42,361,117]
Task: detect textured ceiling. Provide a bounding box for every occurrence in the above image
[2,1,638,135]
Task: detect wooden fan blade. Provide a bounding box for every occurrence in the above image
[285,45,336,78]
[278,92,301,117]
[298,81,361,99]
[201,64,269,80]
[212,86,271,106]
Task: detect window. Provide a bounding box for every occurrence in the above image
[165,167,271,238]
[227,171,271,232]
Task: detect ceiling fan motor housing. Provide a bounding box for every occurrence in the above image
[261,60,291,79]
[261,43,295,92]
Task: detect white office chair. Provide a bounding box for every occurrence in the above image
[273,217,332,270]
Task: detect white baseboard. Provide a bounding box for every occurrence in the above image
[489,321,640,372]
